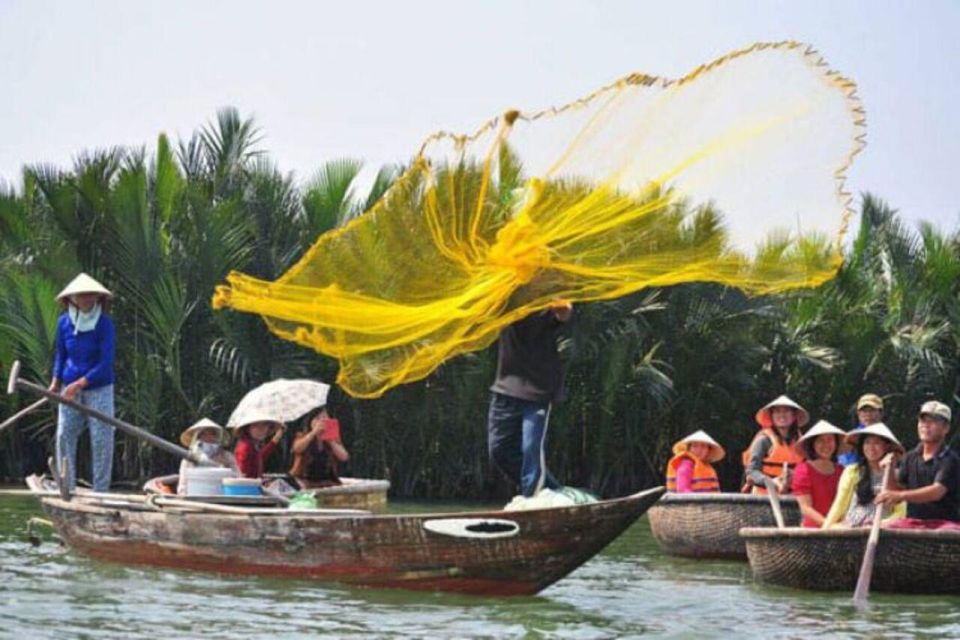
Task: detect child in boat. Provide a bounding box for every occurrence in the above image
[822,423,906,528]
[792,420,844,528]
[666,430,723,493]
[836,393,884,466]
[290,406,350,489]
[742,395,808,495]
[231,419,285,478]
[176,418,239,495]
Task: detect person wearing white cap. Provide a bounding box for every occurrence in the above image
[49,272,117,492]
[176,418,239,495]
[665,430,724,493]
[792,421,845,527]
[876,400,960,526]
[822,423,906,528]
[741,395,809,495]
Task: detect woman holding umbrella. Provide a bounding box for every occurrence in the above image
[231,419,285,478]
[226,378,331,479]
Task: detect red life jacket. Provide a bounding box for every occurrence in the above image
[666,452,720,493]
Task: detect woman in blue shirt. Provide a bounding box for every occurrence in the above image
[49,273,116,492]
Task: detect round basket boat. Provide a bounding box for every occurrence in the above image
[741,526,960,593]
[648,493,801,560]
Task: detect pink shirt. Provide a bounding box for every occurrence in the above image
[675,458,695,493]
[792,460,842,527]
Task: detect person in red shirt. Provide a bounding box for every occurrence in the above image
[792,420,845,527]
[231,420,285,478]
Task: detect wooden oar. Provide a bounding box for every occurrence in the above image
[853,461,894,607]
[762,477,786,529]
[0,397,47,435]
[6,360,210,466]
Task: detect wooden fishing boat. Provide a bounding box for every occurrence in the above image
[741,526,960,593]
[647,493,801,560]
[39,486,663,596]
[143,474,391,510]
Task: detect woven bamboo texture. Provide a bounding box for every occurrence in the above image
[648,493,801,560]
[742,526,960,593]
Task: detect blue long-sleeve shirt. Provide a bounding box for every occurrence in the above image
[51,313,116,389]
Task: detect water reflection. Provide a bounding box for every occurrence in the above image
[2,493,960,638]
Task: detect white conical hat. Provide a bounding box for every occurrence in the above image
[755,395,810,429]
[179,417,227,447]
[798,419,846,444]
[56,273,112,301]
[844,422,905,455]
[672,429,726,463]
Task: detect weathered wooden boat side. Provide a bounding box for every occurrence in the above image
[143,474,391,510]
[41,486,664,596]
[648,493,801,560]
[742,526,960,593]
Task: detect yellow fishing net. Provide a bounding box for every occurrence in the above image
[213,41,865,398]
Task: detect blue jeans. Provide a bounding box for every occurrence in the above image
[487,392,561,497]
[55,384,115,492]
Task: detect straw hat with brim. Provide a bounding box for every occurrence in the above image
[672,430,726,463]
[56,273,112,301]
[179,418,227,447]
[798,420,846,444]
[755,395,810,429]
[844,422,905,455]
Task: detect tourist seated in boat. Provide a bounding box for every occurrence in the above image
[875,401,960,529]
[741,395,809,495]
[289,406,350,489]
[836,393,884,467]
[231,418,286,479]
[666,430,723,493]
[822,422,905,528]
[792,420,844,527]
[176,418,239,495]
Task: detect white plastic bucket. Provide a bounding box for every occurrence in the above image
[183,467,235,496]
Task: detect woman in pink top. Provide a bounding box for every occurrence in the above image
[792,420,845,527]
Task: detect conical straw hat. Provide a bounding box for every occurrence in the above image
[179,417,227,447]
[755,395,810,429]
[798,419,846,444]
[672,429,725,463]
[844,422,905,455]
[56,273,112,301]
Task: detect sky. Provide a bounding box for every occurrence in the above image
[1,0,958,231]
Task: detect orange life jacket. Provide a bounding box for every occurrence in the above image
[741,428,803,495]
[666,452,720,493]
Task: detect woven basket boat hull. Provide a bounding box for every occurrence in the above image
[648,493,800,560]
[741,526,960,593]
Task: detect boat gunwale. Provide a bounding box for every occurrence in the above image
[42,485,666,522]
[741,525,960,541]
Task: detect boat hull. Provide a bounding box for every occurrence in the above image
[40,486,663,596]
[648,493,800,560]
[742,526,960,593]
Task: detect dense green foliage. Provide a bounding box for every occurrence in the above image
[2,110,958,498]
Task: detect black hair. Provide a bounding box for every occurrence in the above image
[769,423,801,446]
[801,434,840,462]
[854,436,893,505]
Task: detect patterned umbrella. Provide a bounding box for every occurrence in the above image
[226,379,330,429]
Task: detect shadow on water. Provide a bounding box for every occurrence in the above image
[3,492,960,638]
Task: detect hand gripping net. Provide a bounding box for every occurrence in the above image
[213,42,866,398]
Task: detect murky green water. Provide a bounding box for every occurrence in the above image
[1,492,959,639]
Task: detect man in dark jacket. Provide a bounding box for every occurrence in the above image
[487,300,572,497]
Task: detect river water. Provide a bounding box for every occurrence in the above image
[1,492,959,639]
